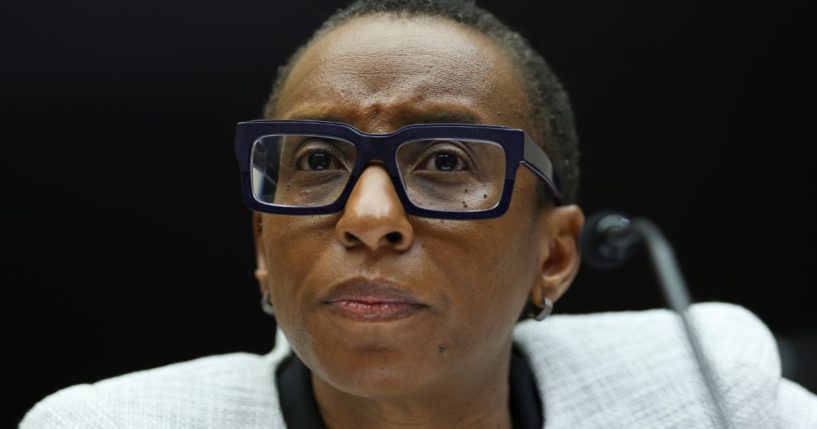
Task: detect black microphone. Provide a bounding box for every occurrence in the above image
[580,211,735,429]
[579,211,640,270]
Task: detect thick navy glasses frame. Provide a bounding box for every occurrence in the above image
[234,120,562,219]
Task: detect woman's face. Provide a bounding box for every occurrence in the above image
[256,14,581,397]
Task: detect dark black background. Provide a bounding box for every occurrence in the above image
[3,0,815,426]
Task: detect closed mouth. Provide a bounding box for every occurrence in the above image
[323,278,427,321]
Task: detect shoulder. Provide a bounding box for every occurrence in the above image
[515,302,778,380]
[514,302,817,428]
[20,352,288,429]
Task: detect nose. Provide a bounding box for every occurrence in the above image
[335,165,414,252]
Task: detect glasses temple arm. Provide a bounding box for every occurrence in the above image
[521,135,563,203]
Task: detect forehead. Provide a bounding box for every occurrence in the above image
[274,14,531,132]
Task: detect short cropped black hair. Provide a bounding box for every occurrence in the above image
[263,0,579,204]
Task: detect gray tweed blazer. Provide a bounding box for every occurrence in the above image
[20,302,817,428]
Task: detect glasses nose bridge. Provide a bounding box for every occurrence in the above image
[351,134,403,201]
[356,133,397,167]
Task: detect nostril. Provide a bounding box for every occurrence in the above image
[385,232,403,244]
[344,232,358,243]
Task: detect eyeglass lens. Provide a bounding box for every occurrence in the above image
[250,134,506,212]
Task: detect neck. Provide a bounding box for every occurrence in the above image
[312,344,514,429]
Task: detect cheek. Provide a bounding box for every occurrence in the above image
[450,197,541,339]
[260,217,342,363]
[419,182,541,311]
[260,216,337,313]
[416,217,538,341]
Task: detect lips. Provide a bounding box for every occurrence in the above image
[323,278,427,322]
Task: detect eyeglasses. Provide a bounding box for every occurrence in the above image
[234,120,561,219]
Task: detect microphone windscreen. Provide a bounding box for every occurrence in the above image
[579,211,637,270]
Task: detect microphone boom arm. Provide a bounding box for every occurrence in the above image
[581,212,735,428]
[630,218,734,429]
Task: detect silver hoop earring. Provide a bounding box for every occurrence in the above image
[534,298,554,321]
[261,291,275,316]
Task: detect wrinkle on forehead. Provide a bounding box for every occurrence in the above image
[274,14,531,131]
[285,98,490,132]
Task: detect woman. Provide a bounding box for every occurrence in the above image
[21,1,817,428]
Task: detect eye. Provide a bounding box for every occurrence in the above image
[294,140,345,172]
[416,145,470,172]
[305,151,331,171]
[433,153,461,171]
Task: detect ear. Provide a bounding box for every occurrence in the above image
[252,212,269,293]
[529,204,585,307]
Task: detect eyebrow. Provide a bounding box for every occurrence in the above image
[401,112,481,125]
[287,112,482,127]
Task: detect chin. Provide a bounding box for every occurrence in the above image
[314,346,440,398]
[303,323,447,397]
